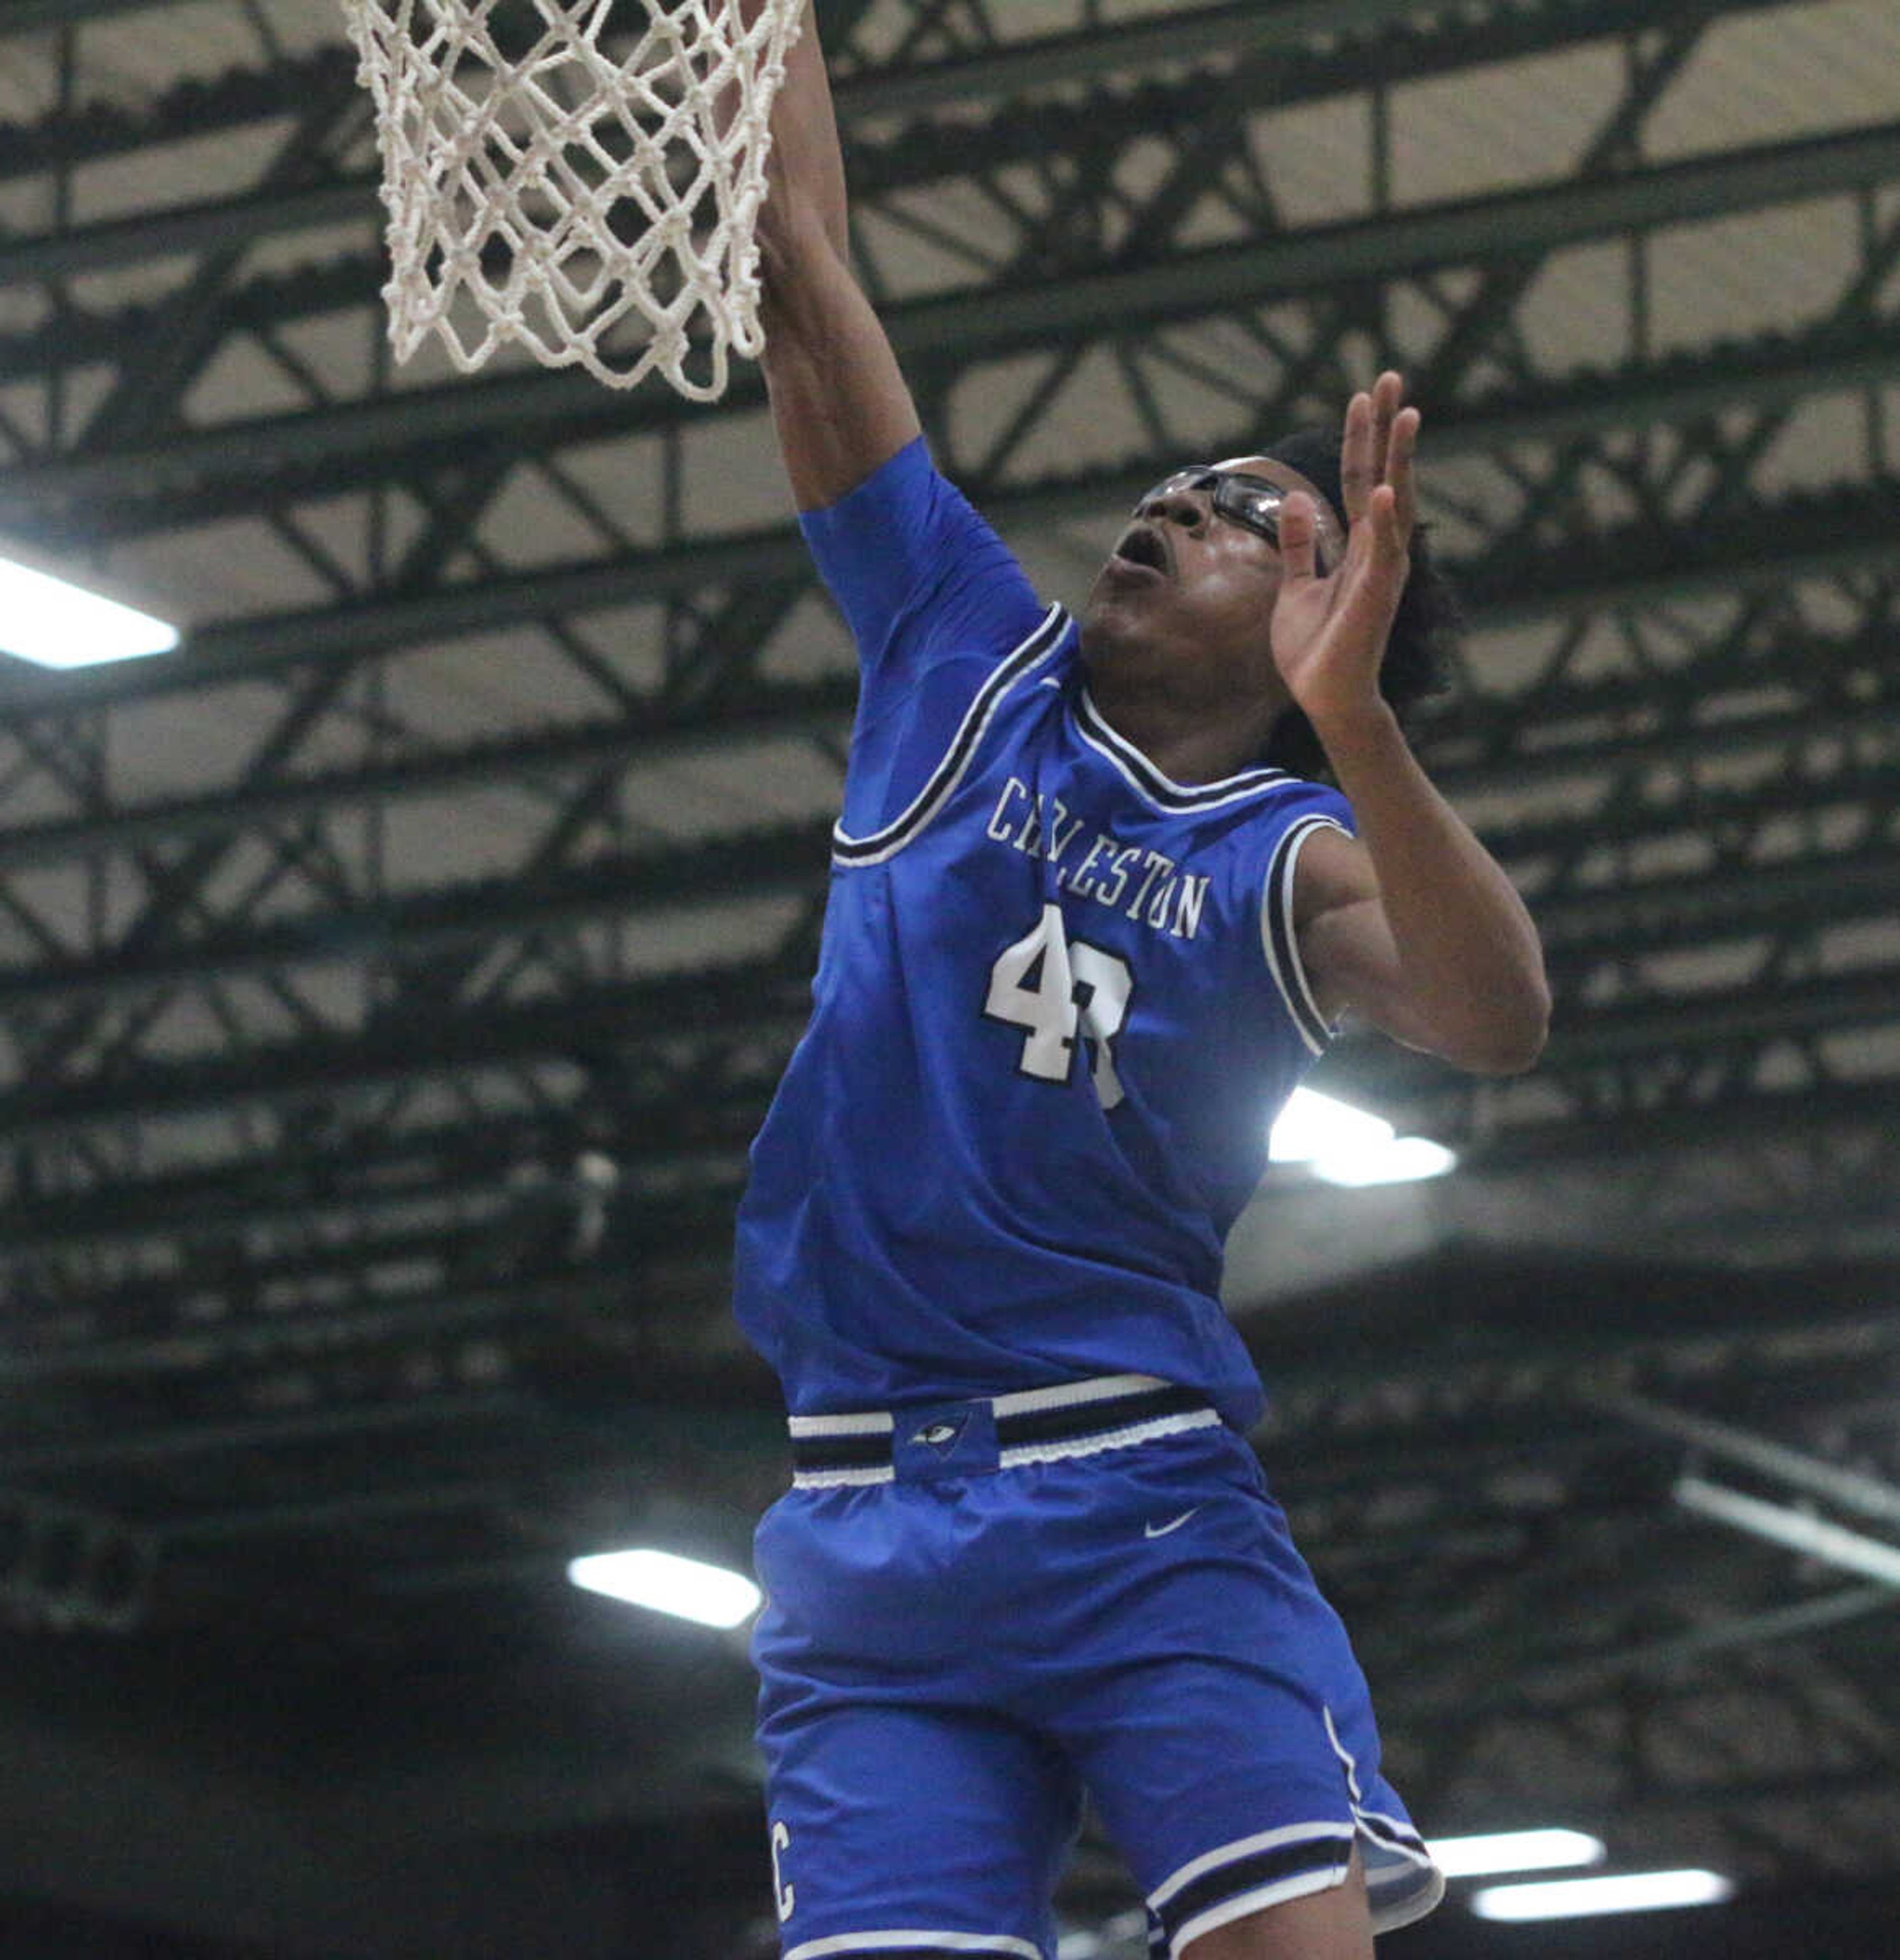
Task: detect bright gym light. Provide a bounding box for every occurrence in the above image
[0,553,180,669]
[1675,1473,1900,1588]
[1269,1088,1457,1187]
[567,1547,761,1629]
[1314,1133,1458,1186]
[1470,1869,1734,1921]
[1427,1828,1605,1878]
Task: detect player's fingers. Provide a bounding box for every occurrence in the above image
[1338,390,1374,524]
[1371,371,1403,484]
[1387,404,1420,536]
[1369,481,1401,547]
[1277,489,1321,583]
[1367,484,1414,605]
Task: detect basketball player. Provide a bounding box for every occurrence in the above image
[732,10,1549,1959]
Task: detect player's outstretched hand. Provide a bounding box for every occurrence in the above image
[1269,371,1419,735]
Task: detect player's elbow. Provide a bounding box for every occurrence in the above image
[1452,978,1550,1076]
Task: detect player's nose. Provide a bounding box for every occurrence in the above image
[1137,481,1210,528]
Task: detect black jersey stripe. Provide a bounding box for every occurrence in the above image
[994,1381,1206,1449]
[790,1430,895,1472]
[1153,1835,1353,1944]
[791,1381,1213,1477]
[1357,1810,1432,1864]
[1262,814,1344,1056]
[1072,688,1290,811]
[831,604,1073,868]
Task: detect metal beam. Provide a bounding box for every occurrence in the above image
[0,0,175,26]
[0,50,352,188]
[0,1092,767,1264]
[1260,1268,1900,1439]
[1535,968,1900,1064]
[0,614,1890,870]
[1353,991,1900,1110]
[7,0,1438,52]
[0,0,1794,88]
[0,815,1891,1014]
[0,1270,627,1385]
[5,1069,1897,1287]
[1514,1585,1900,1699]
[0,683,856,868]
[826,0,1693,117]
[5,109,1894,343]
[14,313,1894,527]
[839,122,1900,360]
[0,177,377,287]
[2,948,1897,1149]
[1530,845,1900,955]
[39,1229,1900,1461]
[1598,1389,1900,1529]
[3,472,1894,714]
[0,1390,524,1473]
[0,819,835,1010]
[1348,1075,1900,1177]
[0,958,813,1144]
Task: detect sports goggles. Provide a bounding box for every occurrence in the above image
[1133,466,1292,545]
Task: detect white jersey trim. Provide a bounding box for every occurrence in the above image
[1323,1706,1365,1801]
[785,1933,1042,1959]
[788,1377,1218,1488]
[1147,1802,1441,1953]
[1167,1867,1351,1960]
[1326,1706,1446,1932]
[787,1465,897,1490]
[831,604,1071,868]
[788,1411,896,1438]
[989,1370,1167,1417]
[1262,815,1351,1056]
[1148,1821,1355,1912]
[996,1407,1219,1470]
[1072,687,1292,813]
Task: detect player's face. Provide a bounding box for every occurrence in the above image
[1080,454,1344,718]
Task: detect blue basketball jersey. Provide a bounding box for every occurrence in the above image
[733,439,1355,1431]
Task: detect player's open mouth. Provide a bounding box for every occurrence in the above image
[1109,522,1171,578]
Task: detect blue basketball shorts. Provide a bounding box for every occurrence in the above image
[750,1375,1443,1959]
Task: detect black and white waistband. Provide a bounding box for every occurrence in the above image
[787,1372,1221,1489]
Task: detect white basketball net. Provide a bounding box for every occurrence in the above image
[340,0,805,399]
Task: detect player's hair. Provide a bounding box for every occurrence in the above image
[1252,426,1460,781]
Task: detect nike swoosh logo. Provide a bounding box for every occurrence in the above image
[1143,1507,1200,1539]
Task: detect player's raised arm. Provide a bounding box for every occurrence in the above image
[1278,376,1550,1075]
[751,2,922,511]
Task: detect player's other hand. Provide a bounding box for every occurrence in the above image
[1269,370,1418,736]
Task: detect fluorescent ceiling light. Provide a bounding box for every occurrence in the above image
[0,553,180,669]
[1675,1474,1900,1588]
[1313,1134,1457,1187]
[1428,1828,1605,1878]
[1471,1870,1734,1922]
[1270,1087,1392,1161]
[1268,1088,1456,1187]
[567,1547,761,1629]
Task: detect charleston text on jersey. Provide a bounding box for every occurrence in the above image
[984,777,1212,942]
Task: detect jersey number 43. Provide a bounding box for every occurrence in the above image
[984,902,1134,1109]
